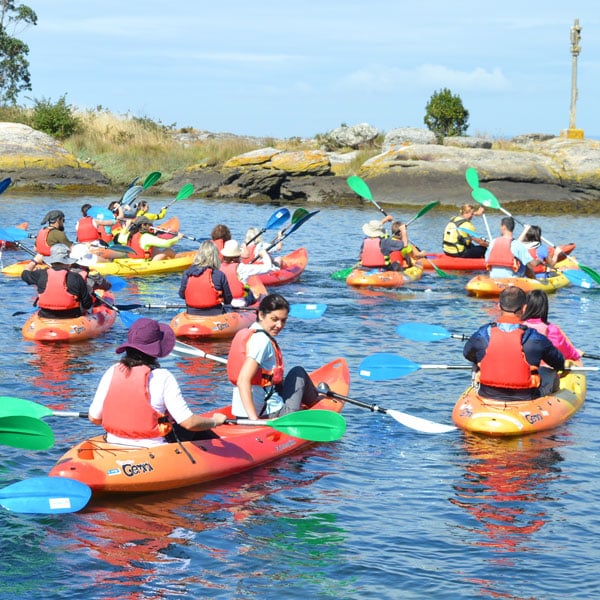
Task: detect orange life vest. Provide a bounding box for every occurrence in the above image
[220,262,246,299]
[184,268,223,309]
[241,243,257,264]
[478,325,540,389]
[128,232,150,259]
[37,269,80,311]
[486,237,518,271]
[227,328,284,387]
[34,228,52,256]
[360,238,388,268]
[102,364,171,439]
[212,239,225,258]
[76,216,101,242]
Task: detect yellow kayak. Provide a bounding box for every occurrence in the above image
[346,265,423,288]
[465,272,571,298]
[2,251,196,278]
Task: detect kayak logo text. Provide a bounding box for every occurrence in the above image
[122,462,154,477]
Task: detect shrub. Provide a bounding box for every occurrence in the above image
[30,94,81,139]
[424,88,469,143]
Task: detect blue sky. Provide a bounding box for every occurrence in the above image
[18,1,600,139]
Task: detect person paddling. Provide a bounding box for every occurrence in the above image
[34,210,73,256]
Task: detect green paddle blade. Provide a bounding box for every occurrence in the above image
[0,416,55,450]
[465,167,480,190]
[291,207,309,224]
[176,183,195,200]
[331,266,355,281]
[268,410,346,442]
[579,265,600,285]
[0,396,53,419]
[347,175,373,200]
[471,187,501,209]
[408,201,440,225]
[0,476,92,514]
[143,171,161,189]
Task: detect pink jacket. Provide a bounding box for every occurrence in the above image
[525,318,581,361]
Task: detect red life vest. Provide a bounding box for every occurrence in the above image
[389,237,409,267]
[241,243,257,264]
[527,245,547,274]
[227,328,284,387]
[76,216,100,242]
[184,268,223,309]
[486,237,518,271]
[212,239,225,258]
[220,262,246,299]
[129,232,150,259]
[102,364,171,439]
[37,269,80,311]
[360,238,388,268]
[478,325,540,389]
[34,228,52,256]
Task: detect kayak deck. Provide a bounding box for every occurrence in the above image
[346,265,423,288]
[257,247,308,286]
[49,358,349,493]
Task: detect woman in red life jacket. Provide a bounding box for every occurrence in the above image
[127,216,183,260]
[220,239,272,306]
[211,223,231,259]
[21,243,93,319]
[227,293,320,421]
[88,318,227,447]
[75,203,113,243]
[34,210,73,256]
[463,287,565,401]
[178,240,233,315]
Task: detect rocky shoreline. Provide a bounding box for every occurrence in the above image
[2,122,600,211]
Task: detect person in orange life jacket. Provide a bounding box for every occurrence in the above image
[88,318,227,447]
[211,223,231,258]
[178,240,233,315]
[522,290,582,392]
[69,244,113,295]
[21,243,93,319]
[442,203,488,258]
[517,225,561,272]
[228,293,320,420]
[34,210,73,257]
[134,200,168,221]
[359,216,415,271]
[485,216,535,279]
[463,286,565,401]
[75,203,113,243]
[127,216,183,261]
[221,239,272,307]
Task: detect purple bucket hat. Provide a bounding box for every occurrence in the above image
[116,318,176,358]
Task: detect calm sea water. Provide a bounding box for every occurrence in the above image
[0,193,599,600]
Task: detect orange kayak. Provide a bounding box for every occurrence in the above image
[257,247,308,286]
[346,265,423,288]
[49,358,349,493]
[465,272,571,298]
[169,275,267,339]
[21,291,117,342]
[451,365,586,436]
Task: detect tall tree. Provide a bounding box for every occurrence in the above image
[424,88,469,144]
[0,1,37,105]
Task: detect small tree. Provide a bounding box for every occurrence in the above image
[424,88,469,143]
[31,94,80,139]
[0,1,37,105]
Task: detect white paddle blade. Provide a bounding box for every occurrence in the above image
[386,409,457,434]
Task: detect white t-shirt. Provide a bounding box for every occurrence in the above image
[89,365,193,446]
[231,323,284,418]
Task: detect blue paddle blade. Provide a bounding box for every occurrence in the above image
[358,353,420,380]
[0,226,29,242]
[266,208,291,230]
[119,310,143,328]
[396,323,452,342]
[123,185,144,206]
[89,205,115,222]
[105,276,128,292]
[562,269,597,289]
[0,477,91,514]
[0,177,12,194]
[289,303,327,319]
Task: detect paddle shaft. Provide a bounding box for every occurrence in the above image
[319,387,389,415]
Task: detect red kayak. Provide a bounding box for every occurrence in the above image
[257,247,308,286]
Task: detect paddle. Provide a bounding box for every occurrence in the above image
[465,167,480,190]
[331,265,358,281]
[395,322,468,342]
[162,183,195,211]
[92,293,141,327]
[0,476,92,514]
[0,396,88,420]
[255,210,320,258]
[0,226,30,242]
[227,409,346,442]
[0,177,12,195]
[0,415,55,450]
[471,186,600,284]
[143,171,161,189]
[171,340,228,364]
[316,383,457,434]
[424,257,455,279]
[347,175,388,216]
[245,208,291,246]
[358,352,597,380]
[406,201,440,226]
[583,352,600,360]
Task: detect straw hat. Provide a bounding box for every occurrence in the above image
[116,318,176,358]
[362,220,385,238]
[221,239,242,258]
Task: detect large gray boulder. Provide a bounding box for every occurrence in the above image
[325,123,379,149]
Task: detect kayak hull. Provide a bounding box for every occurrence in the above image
[452,368,586,436]
[49,358,349,493]
[257,247,307,286]
[346,265,423,288]
[465,272,570,297]
[21,292,117,342]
